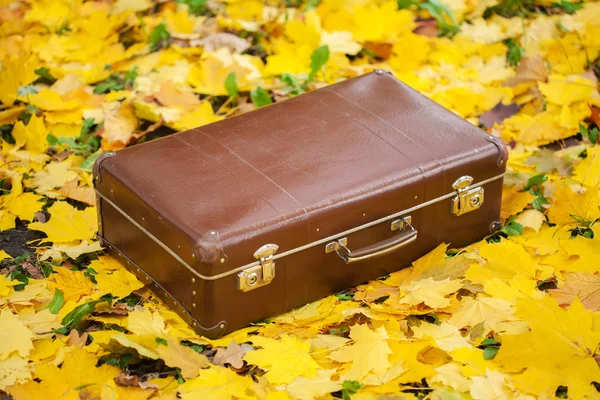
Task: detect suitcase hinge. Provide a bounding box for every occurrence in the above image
[237,244,278,292]
[451,176,484,216]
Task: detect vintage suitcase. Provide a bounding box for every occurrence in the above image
[93,70,508,339]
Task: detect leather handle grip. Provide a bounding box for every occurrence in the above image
[336,224,418,264]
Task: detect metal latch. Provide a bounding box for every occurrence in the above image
[451,176,484,216]
[237,244,278,292]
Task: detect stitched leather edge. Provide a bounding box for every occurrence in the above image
[99,236,228,339]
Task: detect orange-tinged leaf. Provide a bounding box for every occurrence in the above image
[102,101,138,151]
[551,272,600,311]
[48,266,94,302]
[57,179,94,206]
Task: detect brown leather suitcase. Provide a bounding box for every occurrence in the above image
[93,70,507,339]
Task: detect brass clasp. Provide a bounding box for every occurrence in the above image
[237,244,278,292]
[451,176,484,216]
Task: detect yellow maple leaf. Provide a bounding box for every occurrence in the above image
[469,369,514,400]
[95,268,144,299]
[430,362,471,393]
[28,201,97,243]
[539,74,596,106]
[40,240,103,264]
[0,355,31,390]
[171,102,223,131]
[27,89,80,111]
[188,48,264,95]
[0,310,34,361]
[285,369,342,400]
[113,333,159,359]
[573,146,600,188]
[0,53,37,107]
[411,322,471,352]
[244,335,320,384]
[447,296,521,333]
[2,192,43,222]
[467,240,538,284]
[11,114,48,154]
[328,324,393,381]
[48,266,94,302]
[87,255,123,274]
[495,297,600,398]
[482,274,544,303]
[10,348,120,400]
[547,182,600,226]
[514,209,545,233]
[178,366,254,400]
[26,158,79,197]
[398,277,463,309]
[560,232,600,273]
[156,335,209,379]
[0,251,12,262]
[500,186,535,220]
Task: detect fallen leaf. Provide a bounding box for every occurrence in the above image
[502,55,549,87]
[328,324,392,381]
[28,201,97,243]
[479,102,520,128]
[551,272,600,311]
[495,297,600,398]
[244,335,320,384]
[58,180,95,206]
[212,340,245,369]
[399,278,463,309]
[156,335,209,379]
[190,33,251,53]
[0,310,34,361]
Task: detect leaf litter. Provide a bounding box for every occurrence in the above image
[1,0,600,399]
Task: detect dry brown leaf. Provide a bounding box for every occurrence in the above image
[551,272,600,311]
[114,372,159,390]
[590,104,600,128]
[212,340,245,369]
[102,101,138,151]
[479,102,520,128]
[59,180,95,206]
[502,55,549,87]
[190,33,250,53]
[66,329,88,347]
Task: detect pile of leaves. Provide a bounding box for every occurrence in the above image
[1,0,600,398]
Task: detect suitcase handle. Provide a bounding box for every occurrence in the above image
[333,219,418,264]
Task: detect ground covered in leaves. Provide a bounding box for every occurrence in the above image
[1,0,600,398]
